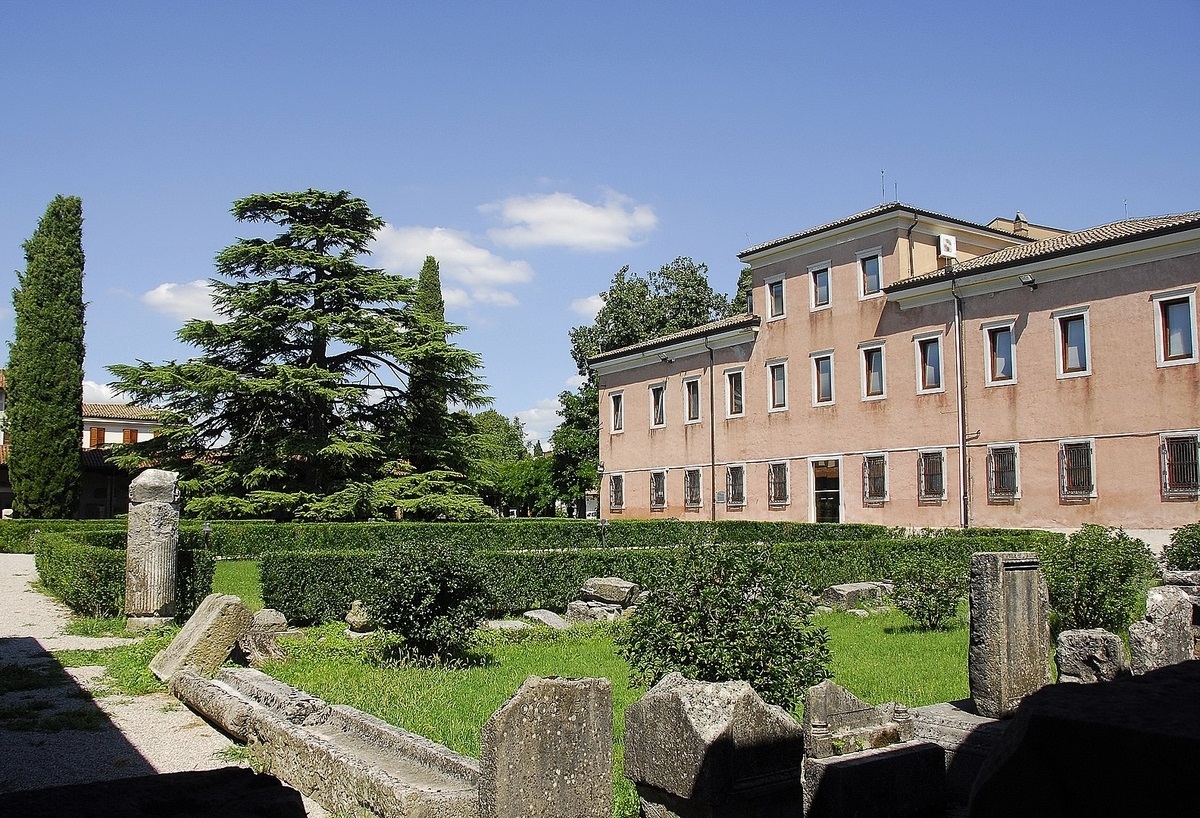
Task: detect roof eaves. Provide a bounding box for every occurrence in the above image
[588,314,761,366]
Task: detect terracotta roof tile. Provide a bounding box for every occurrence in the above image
[82,403,161,422]
[589,314,761,365]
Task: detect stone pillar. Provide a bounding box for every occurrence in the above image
[125,468,181,632]
[479,676,612,818]
[623,672,804,818]
[968,552,1050,719]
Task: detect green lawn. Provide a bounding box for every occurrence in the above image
[212,560,263,611]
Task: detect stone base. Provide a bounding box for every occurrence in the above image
[343,628,375,640]
[910,701,1007,807]
[127,616,174,632]
[803,742,945,818]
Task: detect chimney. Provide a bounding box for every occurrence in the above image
[1013,211,1029,237]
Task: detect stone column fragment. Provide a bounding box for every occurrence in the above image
[125,468,181,631]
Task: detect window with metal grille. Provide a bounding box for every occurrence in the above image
[684,469,702,508]
[609,474,624,509]
[1060,441,1094,498]
[650,471,666,509]
[987,446,1018,501]
[917,451,945,501]
[1162,435,1200,497]
[863,455,886,503]
[768,462,788,505]
[726,465,745,506]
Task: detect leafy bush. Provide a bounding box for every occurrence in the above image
[1165,523,1200,571]
[620,542,830,710]
[890,548,968,630]
[0,519,126,554]
[363,540,492,661]
[1039,525,1159,632]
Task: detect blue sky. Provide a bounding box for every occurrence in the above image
[2,1,1197,444]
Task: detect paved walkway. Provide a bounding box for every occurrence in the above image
[0,554,328,815]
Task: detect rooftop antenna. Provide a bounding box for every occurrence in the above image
[881,169,885,202]
[1123,198,1128,219]
[894,181,898,202]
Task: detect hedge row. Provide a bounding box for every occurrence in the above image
[0,519,127,553]
[260,534,1050,623]
[32,531,215,620]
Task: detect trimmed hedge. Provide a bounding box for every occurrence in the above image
[32,531,215,621]
[260,549,373,625]
[0,519,126,553]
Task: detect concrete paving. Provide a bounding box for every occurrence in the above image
[0,553,328,815]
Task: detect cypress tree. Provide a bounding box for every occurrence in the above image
[405,255,464,472]
[8,196,86,518]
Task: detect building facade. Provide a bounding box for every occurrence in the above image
[591,204,1200,542]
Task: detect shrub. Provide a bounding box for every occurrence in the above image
[260,550,372,624]
[1039,525,1159,632]
[620,542,830,710]
[890,548,968,630]
[34,532,125,617]
[363,540,492,661]
[1164,523,1200,571]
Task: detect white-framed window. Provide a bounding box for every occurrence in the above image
[983,320,1016,386]
[725,368,745,417]
[914,331,944,393]
[609,473,625,509]
[684,377,701,424]
[1153,289,1197,367]
[766,276,786,320]
[767,359,788,411]
[860,342,885,400]
[1059,439,1096,499]
[809,261,831,311]
[1053,307,1091,378]
[768,461,789,506]
[862,453,887,504]
[610,392,624,433]
[857,248,883,299]
[987,444,1020,502]
[917,449,946,502]
[650,470,667,509]
[649,383,666,428]
[811,351,834,405]
[1161,434,1199,498]
[726,464,746,507]
[684,468,702,508]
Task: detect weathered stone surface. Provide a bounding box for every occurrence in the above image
[484,619,531,631]
[169,668,255,741]
[479,676,612,818]
[969,661,1200,816]
[803,742,946,818]
[1145,585,1193,658]
[910,702,1007,807]
[216,667,328,725]
[624,672,803,816]
[523,609,570,629]
[968,552,1050,718]
[234,630,289,667]
[251,608,288,632]
[581,576,640,605]
[566,599,624,622]
[129,468,181,504]
[820,581,887,609]
[344,599,374,633]
[803,679,911,758]
[1054,628,1129,683]
[1163,570,1200,587]
[125,500,180,622]
[150,593,253,681]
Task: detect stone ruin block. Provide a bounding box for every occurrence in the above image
[623,672,803,818]
[478,676,612,818]
[128,467,182,504]
[802,679,913,758]
[802,742,945,818]
[910,702,1007,807]
[566,599,625,622]
[581,576,641,605]
[819,581,891,610]
[1129,585,1193,675]
[968,552,1050,718]
[1054,628,1130,683]
[125,469,182,630]
[150,593,253,681]
[523,609,571,629]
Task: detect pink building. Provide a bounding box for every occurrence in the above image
[591,204,1200,543]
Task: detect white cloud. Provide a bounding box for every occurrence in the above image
[569,293,605,319]
[516,397,563,447]
[372,225,533,308]
[482,190,657,252]
[564,374,588,389]
[142,280,220,322]
[83,379,121,403]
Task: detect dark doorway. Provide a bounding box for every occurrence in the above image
[812,459,840,523]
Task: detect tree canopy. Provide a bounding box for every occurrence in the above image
[109,190,489,520]
[552,257,737,513]
[8,195,86,518]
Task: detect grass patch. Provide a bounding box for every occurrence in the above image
[817,607,969,706]
[213,560,263,611]
[64,617,139,638]
[54,629,176,697]
[0,662,67,694]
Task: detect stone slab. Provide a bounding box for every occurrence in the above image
[150,593,252,681]
[523,609,571,629]
[968,661,1200,816]
[581,576,640,605]
[820,581,887,609]
[479,676,612,818]
[803,742,946,818]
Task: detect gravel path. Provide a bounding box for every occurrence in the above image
[0,553,328,815]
